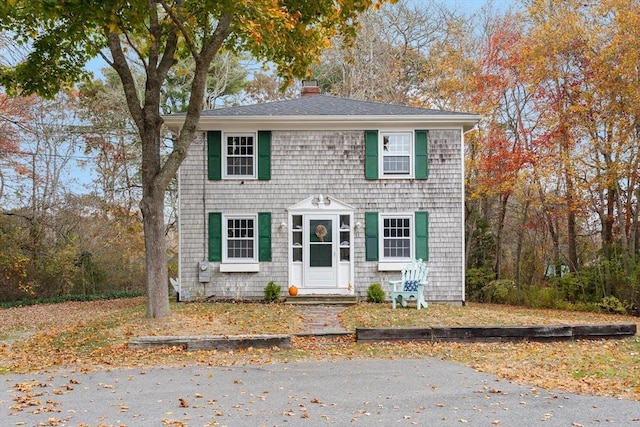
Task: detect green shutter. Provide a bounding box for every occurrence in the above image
[257,131,271,180]
[415,130,428,180]
[208,212,222,262]
[207,131,222,180]
[365,212,379,261]
[364,130,378,180]
[258,212,272,261]
[415,211,429,261]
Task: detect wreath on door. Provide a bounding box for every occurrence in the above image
[315,224,328,242]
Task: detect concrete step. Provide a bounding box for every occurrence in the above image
[284,294,358,305]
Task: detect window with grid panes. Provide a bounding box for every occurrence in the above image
[382,215,412,259]
[225,216,256,261]
[225,134,255,177]
[381,132,411,176]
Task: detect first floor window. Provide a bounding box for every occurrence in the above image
[209,212,271,264]
[382,215,412,259]
[365,211,428,263]
[225,133,255,178]
[225,215,256,261]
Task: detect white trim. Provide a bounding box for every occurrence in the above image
[164,115,481,133]
[219,263,260,273]
[379,131,414,178]
[286,197,355,291]
[222,132,257,179]
[460,129,467,303]
[222,214,258,263]
[377,262,407,271]
[379,213,414,262]
[287,194,355,212]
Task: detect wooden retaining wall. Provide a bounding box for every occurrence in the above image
[356,324,637,343]
[128,334,291,351]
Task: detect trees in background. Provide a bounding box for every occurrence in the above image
[314,0,640,312]
[1,0,640,313]
[0,89,147,303]
[464,0,640,311]
[0,0,394,317]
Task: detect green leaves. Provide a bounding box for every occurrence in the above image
[1,0,390,95]
[0,0,395,319]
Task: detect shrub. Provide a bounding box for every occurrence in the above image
[366,283,386,303]
[599,295,628,314]
[263,281,281,303]
[525,286,559,309]
[481,279,518,304]
[465,267,495,302]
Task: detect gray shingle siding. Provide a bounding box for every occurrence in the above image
[178,128,464,303]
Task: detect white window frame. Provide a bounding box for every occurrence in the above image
[379,131,413,178]
[379,213,414,263]
[222,214,258,264]
[223,132,257,179]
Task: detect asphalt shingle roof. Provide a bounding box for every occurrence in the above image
[199,95,475,117]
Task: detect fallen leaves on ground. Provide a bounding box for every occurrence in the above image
[341,302,640,329]
[0,298,638,402]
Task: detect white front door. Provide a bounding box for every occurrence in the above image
[288,195,355,294]
[305,215,337,287]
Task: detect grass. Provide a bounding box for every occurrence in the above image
[0,297,638,401]
[341,301,640,328]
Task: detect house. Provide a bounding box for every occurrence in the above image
[163,82,480,304]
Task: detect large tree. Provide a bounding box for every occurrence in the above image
[0,0,391,318]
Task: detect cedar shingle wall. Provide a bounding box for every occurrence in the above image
[178,129,464,302]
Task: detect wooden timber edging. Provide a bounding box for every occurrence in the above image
[356,323,637,343]
[128,334,291,351]
[127,324,637,350]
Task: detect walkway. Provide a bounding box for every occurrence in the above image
[295,304,351,336]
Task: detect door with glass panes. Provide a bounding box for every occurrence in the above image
[290,213,352,290]
[305,215,336,286]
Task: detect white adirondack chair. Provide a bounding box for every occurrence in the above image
[170,277,190,302]
[389,259,428,309]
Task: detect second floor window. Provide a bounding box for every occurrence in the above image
[225,133,255,178]
[381,132,412,176]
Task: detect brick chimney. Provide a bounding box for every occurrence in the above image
[300,79,320,97]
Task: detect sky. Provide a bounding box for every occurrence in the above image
[431,0,516,13]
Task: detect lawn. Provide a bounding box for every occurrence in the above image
[0,297,638,401]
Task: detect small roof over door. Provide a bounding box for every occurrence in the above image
[287,194,354,212]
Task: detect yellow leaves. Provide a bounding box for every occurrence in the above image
[2,298,639,403]
[107,19,119,34]
[162,419,187,427]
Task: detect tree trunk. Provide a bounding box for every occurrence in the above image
[565,172,578,272]
[515,198,530,291]
[140,185,170,318]
[493,192,509,279]
[464,202,477,269]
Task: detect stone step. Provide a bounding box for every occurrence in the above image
[284,294,358,305]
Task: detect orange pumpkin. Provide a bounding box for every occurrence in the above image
[288,285,298,296]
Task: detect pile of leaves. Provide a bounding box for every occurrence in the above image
[0,298,638,401]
